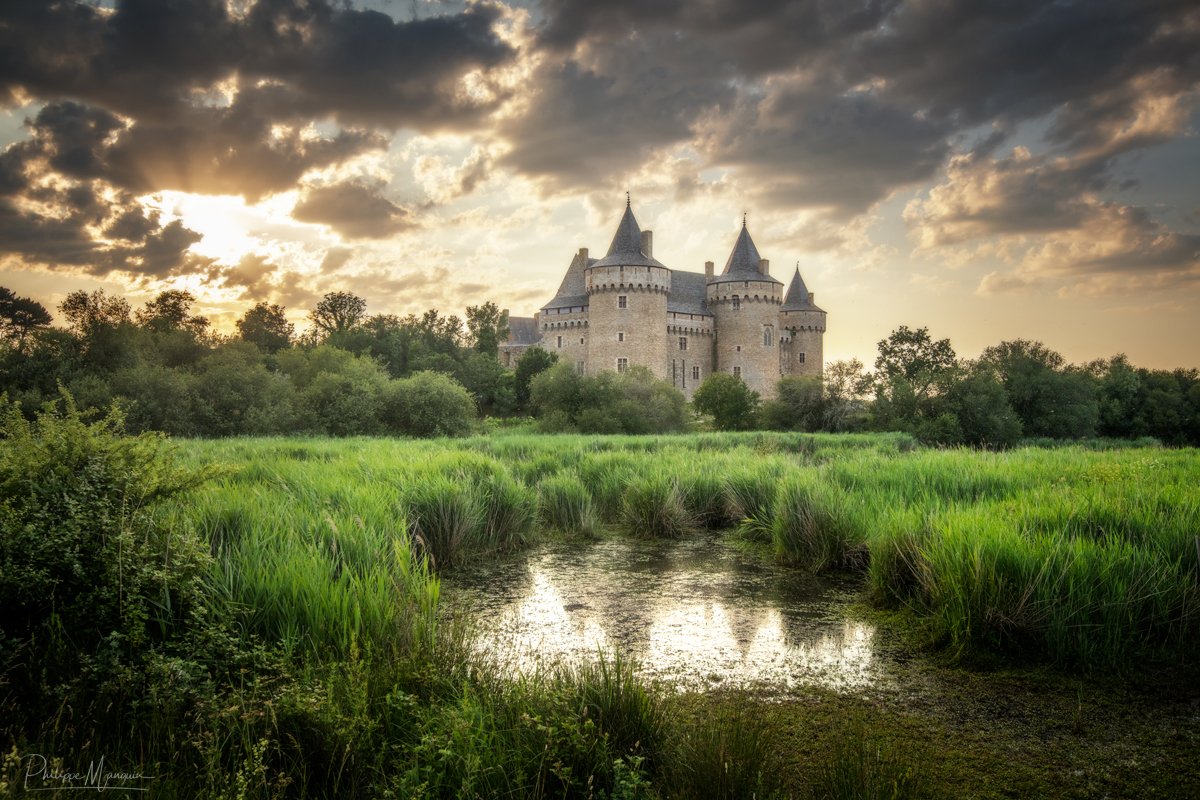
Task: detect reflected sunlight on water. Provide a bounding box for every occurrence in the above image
[445,536,885,692]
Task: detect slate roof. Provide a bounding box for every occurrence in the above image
[541,249,594,311]
[505,316,541,345]
[709,223,782,286]
[781,267,824,312]
[590,203,667,269]
[666,270,710,315]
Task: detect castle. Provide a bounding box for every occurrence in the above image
[501,200,826,399]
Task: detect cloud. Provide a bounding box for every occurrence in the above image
[0,0,516,130]
[293,180,412,239]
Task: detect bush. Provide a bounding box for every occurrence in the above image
[0,394,209,724]
[383,370,477,437]
[691,373,759,431]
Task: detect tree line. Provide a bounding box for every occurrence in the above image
[687,326,1200,447]
[0,287,516,437]
[1,285,1196,445]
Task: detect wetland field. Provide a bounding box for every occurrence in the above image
[3,423,1198,798]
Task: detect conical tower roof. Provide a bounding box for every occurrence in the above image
[541,248,592,311]
[591,200,666,269]
[709,219,782,285]
[781,266,823,311]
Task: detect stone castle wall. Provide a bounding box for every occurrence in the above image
[709,278,784,397]
[586,265,671,380]
[780,305,826,379]
[666,312,714,398]
[541,308,589,373]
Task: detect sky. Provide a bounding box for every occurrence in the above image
[0,0,1198,368]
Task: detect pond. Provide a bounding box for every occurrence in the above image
[444,535,903,692]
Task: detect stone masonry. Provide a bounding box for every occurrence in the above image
[503,200,826,399]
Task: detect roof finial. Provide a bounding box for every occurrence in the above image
[626,191,631,208]
[742,211,747,228]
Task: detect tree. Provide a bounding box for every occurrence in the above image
[978,339,1097,438]
[236,302,294,353]
[382,371,476,437]
[514,346,558,411]
[0,287,52,346]
[59,289,131,334]
[135,290,209,335]
[465,301,509,356]
[691,372,760,431]
[940,367,1023,448]
[57,289,137,371]
[761,376,824,431]
[309,291,367,338]
[822,358,872,431]
[875,326,956,397]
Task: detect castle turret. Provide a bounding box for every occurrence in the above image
[707,220,783,397]
[779,265,826,379]
[584,199,671,379]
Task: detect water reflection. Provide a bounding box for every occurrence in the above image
[445,536,882,691]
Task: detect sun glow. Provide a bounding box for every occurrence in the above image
[141,190,323,264]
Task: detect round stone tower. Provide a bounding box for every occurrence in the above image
[780,265,826,379]
[585,200,671,379]
[707,220,784,398]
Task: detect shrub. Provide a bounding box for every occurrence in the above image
[691,373,760,431]
[0,394,209,723]
[384,370,477,437]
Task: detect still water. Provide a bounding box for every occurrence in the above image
[444,535,891,692]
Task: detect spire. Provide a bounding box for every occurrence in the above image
[781,265,814,310]
[709,219,782,284]
[591,198,667,268]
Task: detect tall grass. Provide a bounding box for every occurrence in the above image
[172,434,1200,668]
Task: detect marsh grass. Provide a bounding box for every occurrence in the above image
[621,471,697,538]
[810,721,923,800]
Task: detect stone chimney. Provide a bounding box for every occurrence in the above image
[759,258,770,276]
[808,292,815,306]
[578,246,588,262]
[641,230,653,257]
[705,260,714,279]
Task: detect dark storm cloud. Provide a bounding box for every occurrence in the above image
[0,0,515,128]
[292,181,412,239]
[500,33,735,186]
[510,0,1199,218]
[705,81,953,216]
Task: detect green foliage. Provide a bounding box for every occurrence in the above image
[308,290,367,338]
[0,393,210,725]
[761,375,824,431]
[691,372,760,431]
[531,364,687,434]
[383,370,477,437]
[515,345,558,410]
[465,301,508,356]
[236,301,294,353]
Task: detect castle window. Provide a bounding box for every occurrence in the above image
[798,352,806,364]
[580,337,585,344]
[618,295,628,309]
[556,335,563,348]
[736,345,741,352]
[733,366,742,379]
[763,326,774,347]
[617,357,629,374]
[731,296,741,311]
[618,331,625,342]
[679,337,687,351]
[576,361,585,374]
[692,365,700,381]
